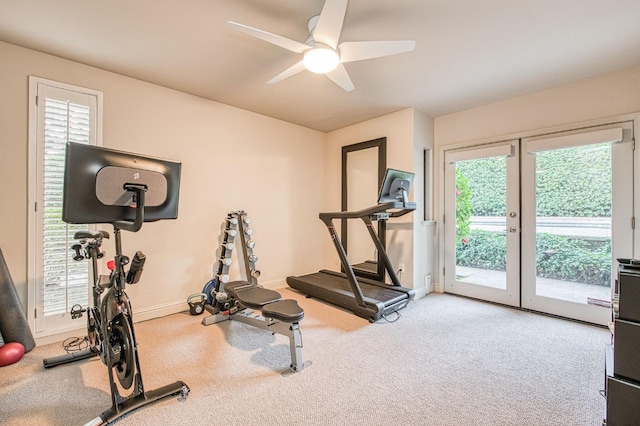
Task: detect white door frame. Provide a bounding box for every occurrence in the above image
[437,113,639,325]
[521,122,634,325]
[443,140,520,307]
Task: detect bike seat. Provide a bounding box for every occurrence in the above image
[74,230,110,240]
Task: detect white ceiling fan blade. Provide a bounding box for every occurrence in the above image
[267,60,307,84]
[313,0,348,50]
[326,63,354,92]
[228,21,310,53]
[338,40,416,63]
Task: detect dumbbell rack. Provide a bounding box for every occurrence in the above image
[201,211,309,373]
[215,210,260,288]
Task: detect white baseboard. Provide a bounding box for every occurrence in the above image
[35,301,188,347]
[413,286,431,300]
[133,300,188,323]
[34,278,441,346]
[35,326,87,347]
[260,279,287,290]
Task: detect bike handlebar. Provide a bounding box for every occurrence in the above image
[112,184,146,233]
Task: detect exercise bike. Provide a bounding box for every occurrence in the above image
[43,184,189,425]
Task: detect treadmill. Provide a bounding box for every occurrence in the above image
[287,169,416,322]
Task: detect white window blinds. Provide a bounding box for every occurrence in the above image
[28,77,102,336]
[41,98,92,315]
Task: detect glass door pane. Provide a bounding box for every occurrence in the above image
[455,157,507,290]
[444,141,520,307]
[533,143,612,304]
[521,123,633,325]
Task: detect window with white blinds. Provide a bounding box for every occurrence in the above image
[28,77,102,336]
[41,98,92,316]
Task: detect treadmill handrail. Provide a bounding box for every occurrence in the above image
[319,201,416,222]
[316,200,416,309]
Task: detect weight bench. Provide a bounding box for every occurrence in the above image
[202,280,309,374]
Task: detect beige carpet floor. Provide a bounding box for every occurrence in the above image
[0,289,609,425]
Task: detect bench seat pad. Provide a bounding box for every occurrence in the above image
[262,299,304,323]
[225,281,282,309]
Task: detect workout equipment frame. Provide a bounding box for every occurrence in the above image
[201,211,309,374]
[287,199,416,323]
[43,185,189,425]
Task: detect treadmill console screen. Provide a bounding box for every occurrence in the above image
[377,168,414,206]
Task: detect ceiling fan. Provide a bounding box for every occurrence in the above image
[228,0,416,92]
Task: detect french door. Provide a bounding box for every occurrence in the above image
[521,124,633,324]
[444,140,521,307]
[443,123,634,325]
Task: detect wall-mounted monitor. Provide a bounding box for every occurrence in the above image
[377,168,414,206]
[62,142,181,224]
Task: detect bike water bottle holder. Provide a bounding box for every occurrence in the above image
[126,251,146,284]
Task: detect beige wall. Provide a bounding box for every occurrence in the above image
[325,108,435,296]
[433,64,640,291]
[8,38,636,333]
[435,65,640,146]
[412,111,436,295]
[0,41,327,336]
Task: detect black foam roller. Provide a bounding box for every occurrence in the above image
[0,248,36,352]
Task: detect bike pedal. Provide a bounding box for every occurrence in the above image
[70,304,86,319]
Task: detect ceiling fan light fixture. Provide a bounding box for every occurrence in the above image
[303,47,339,74]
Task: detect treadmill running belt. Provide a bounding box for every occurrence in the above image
[286,270,412,322]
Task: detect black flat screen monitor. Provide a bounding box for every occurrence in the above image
[62,142,181,224]
[377,168,414,206]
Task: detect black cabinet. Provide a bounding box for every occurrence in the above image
[604,264,640,425]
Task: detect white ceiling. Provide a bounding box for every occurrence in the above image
[1,0,640,132]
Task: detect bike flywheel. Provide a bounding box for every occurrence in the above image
[109,313,135,390]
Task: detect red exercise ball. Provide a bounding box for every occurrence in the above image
[0,342,26,367]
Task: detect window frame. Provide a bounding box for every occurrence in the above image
[27,76,103,338]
